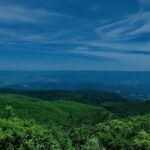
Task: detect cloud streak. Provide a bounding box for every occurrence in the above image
[0,3,75,23]
[0,0,150,70]
[95,11,150,41]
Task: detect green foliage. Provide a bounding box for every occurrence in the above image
[133,131,150,149]
[102,101,150,117]
[0,94,112,128]
[82,137,102,150]
[93,115,150,150]
[4,105,15,120]
[0,89,126,105]
[0,93,149,149]
[0,118,60,150]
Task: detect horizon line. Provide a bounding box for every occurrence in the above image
[0,70,150,72]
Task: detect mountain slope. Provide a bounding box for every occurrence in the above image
[0,93,149,149]
[101,100,150,117]
[0,93,112,128]
[0,89,127,106]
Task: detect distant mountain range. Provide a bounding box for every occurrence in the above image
[0,71,150,100]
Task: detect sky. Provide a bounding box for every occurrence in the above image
[0,0,150,71]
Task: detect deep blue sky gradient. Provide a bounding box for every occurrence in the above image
[0,0,149,70]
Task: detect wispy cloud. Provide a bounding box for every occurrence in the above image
[0,0,150,70]
[70,46,150,70]
[83,8,150,54]
[68,0,150,68]
[0,3,74,23]
[95,11,150,41]
[0,4,42,23]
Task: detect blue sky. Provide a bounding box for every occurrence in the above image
[0,0,150,70]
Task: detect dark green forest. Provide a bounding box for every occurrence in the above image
[0,90,149,149]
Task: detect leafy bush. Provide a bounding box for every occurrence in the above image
[93,115,150,150]
[0,118,60,150]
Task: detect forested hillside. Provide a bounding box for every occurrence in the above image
[0,92,149,149]
[0,89,126,105]
[0,93,112,127]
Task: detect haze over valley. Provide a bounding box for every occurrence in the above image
[1,71,150,100]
